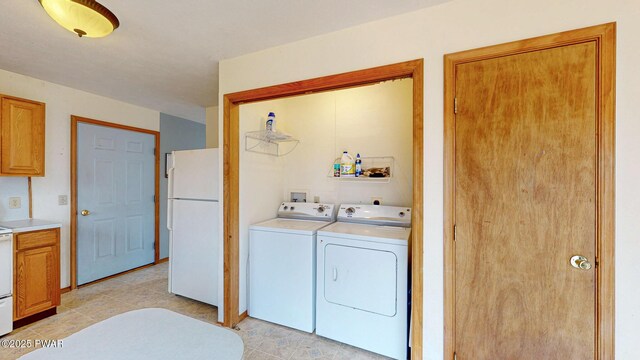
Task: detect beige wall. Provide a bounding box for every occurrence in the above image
[206,106,219,148]
[219,0,640,357]
[0,68,160,289]
[281,79,413,207]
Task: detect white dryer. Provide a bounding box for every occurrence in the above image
[249,202,336,332]
[316,204,411,360]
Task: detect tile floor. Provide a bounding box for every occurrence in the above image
[0,263,389,360]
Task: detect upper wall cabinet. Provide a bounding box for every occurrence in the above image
[0,95,45,177]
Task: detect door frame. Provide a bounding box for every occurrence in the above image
[443,23,616,358]
[70,115,161,289]
[222,59,424,357]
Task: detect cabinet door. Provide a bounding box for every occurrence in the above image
[15,244,60,319]
[0,97,45,176]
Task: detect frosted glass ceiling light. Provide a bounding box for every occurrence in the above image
[38,0,119,38]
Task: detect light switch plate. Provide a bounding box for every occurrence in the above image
[8,197,21,209]
[58,195,68,206]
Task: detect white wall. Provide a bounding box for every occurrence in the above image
[218,0,640,357]
[282,79,413,206]
[0,68,159,289]
[238,101,287,314]
[0,178,29,221]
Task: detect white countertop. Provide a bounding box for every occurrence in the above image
[0,219,61,233]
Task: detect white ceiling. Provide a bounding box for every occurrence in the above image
[0,0,450,122]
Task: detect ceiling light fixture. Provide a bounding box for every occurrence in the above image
[38,0,119,38]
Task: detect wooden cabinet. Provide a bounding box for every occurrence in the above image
[14,228,60,320]
[0,95,46,176]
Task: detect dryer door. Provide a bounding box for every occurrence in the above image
[324,244,397,316]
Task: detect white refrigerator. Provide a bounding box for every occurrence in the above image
[167,148,219,306]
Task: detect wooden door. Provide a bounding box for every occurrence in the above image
[76,122,156,285]
[0,96,45,176]
[453,42,597,358]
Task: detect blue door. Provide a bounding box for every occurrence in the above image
[77,123,156,285]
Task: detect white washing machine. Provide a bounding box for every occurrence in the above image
[249,202,336,332]
[316,204,411,360]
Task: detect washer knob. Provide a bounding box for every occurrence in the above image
[399,211,405,217]
[345,207,356,215]
[283,206,288,210]
[290,206,295,211]
[317,206,325,213]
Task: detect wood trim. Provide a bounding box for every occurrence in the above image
[157,257,169,264]
[238,311,248,322]
[222,95,240,328]
[410,61,424,359]
[154,131,161,264]
[70,117,77,289]
[0,94,45,107]
[443,23,616,359]
[597,23,616,360]
[60,286,71,294]
[222,59,425,358]
[70,115,161,289]
[71,116,160,136]
[225,60,421,105]
[27,177,33,218]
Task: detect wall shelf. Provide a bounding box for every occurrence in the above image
[245,130,299,157]
[327,156,394,183]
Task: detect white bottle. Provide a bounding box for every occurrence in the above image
[265,112,276,132]
[340,151,355,177]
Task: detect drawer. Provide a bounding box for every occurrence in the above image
[16,229,58,251]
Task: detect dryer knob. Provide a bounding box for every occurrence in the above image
[283,206,289,210]
[399,211,405,217]
[317,206,325,213]
[290,206,295,211]
[345,207,356,215]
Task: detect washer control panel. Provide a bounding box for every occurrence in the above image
[277,202,336,220]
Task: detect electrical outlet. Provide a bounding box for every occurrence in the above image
[313,196,320,203]
[371,197,383,205]
[58,195,68,206]
[9,197,21,209]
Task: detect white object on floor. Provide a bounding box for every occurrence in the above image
[249,202,336,333]
[19,308,244,360]
[316,204,411,360]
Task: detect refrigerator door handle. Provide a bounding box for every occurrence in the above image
[167,166,175,199]
[167,199,174,231]
[167,165,175,231]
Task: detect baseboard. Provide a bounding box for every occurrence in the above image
[60,286,71,294]
[157,257,169,264]
[239,311,248,322]
[14,308,56,329]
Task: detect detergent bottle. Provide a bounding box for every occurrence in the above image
[340,151,355,177]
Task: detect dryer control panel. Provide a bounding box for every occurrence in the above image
[337,204,412,227]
